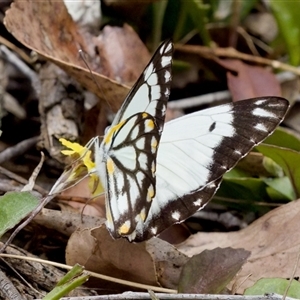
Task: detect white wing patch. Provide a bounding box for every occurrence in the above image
[252,107,276,118]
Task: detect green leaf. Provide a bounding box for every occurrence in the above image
[223,167,252,179]
[0,192,39,238]
[151,0,168,49]
[183,0,211,46]
[263,127,300,151]
[256,144,300,198]
[43,264,89,300]
[262,156,284,178]
[270,1,300,65]
[264,176,295,201]
[220,177,270,202]
[245,278,300,298]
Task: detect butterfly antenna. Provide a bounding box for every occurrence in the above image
[78,49,112,112]
[80,191,105,223]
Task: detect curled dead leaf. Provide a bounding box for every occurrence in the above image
[177,199,300,293]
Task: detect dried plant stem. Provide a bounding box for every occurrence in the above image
[175,44,300,76]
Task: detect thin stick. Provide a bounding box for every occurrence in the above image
[175,44,300,76]
[0,254,177,294]
[282,247,300,300]
[0,136,40,164]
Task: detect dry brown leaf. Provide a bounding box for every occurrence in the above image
[177,199,300,293]
[66,225,158,288]
[178,248,250,294]
[4,0,151,111]
[95,25,151,86]
[66,226,189,290]
[147,238,189,289]
[221,59,281,101]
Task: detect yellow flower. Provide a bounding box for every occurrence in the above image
[59,138,95,172]
[50,138,104,196]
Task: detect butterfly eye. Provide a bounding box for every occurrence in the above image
[104,126,111,135]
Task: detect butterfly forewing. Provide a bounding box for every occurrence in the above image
[111,40,173,131]
[97,40,173,239]
[132,97,289,241]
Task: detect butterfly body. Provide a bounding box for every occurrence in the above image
[95,40,289,242]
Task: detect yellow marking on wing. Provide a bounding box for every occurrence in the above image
[142,112,148,118]
[147,185,155,201]
[151,138,158,149]
[107,158,114,175]
[104,120,126,144]
[146,119,155,130]
[119,221,131,235]
[140,208,146,221]
[151,162,156,174]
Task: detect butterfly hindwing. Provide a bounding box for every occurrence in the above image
[97,40,173,239]
[133,97,289,241]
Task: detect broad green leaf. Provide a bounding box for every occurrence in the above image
[223,167,252,179]
[262,156,284,178]
[0,192,39,238]
[263,127,300,151]
[256,144,300,198]
[264,176,295,201]
[245,278,300,298]
[220,177,270,202]
[270,1,300,65]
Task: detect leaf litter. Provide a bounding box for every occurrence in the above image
[0,0,299,298]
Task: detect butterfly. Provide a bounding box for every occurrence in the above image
[58,40,289,242]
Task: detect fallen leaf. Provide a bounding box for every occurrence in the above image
[95,25,151,86]
[177,199,300,293]
[222,59,281,101]
[66,226,189,290]
[178,247,250,294]
[4,0,140,111]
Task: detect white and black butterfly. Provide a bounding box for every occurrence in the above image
[91,40,289,242]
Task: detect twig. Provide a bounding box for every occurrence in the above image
[0,257,40,296]
[168,90,231,110]
[0,136,40,164]
[168,70,299,111]
[0,43,40,95]
[175,44,300,76]
[0,267,24,300]
[0,254,176,294]
[282,247,300,300]
[0,36,32,65]
[22,152,45,192]
[0,165,47,195]
[36,292,299,300]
